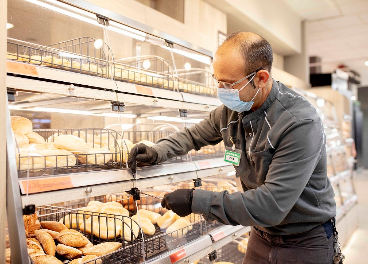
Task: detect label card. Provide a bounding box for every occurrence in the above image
[224,150,241,166]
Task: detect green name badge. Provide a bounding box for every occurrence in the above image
[224,150,241,166]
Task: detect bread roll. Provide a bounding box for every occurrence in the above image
[157,210,176,229]
[26,238,44,253]
[42,229,59,239]
[34,230,56,256]
[56,244,82,259]
[69,255,102,264]
[72,131,85,140]
[23,213,41,237]
[104,201,124,208]
[82,242,122,256]
[46,133,62,142]
[100,205,129,217]
[60,214,86,229]
[53,135,88,154]
[77,147,111,165]
[57,229,89,248]
[237,238,248,254]
[166,218,192,238]
[31,255,63,264]
[132,215,155,236]
[33,143,57,150]
[78,241,93,254]
[16,150,45,170]
[14,132,30,146]
[80,216,121,240]
[37,149,76,167]
[11,116,32,134]
[121,218,140,242]
[135,209,161,224]
[110,139,134,163]
[40,221,68,232]
[26,132,46,144]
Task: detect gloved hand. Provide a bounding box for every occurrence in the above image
[128,143,158,174]
[161,189,194,217]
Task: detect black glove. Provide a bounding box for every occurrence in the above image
[161,189,194,217]
[128,143,158,174]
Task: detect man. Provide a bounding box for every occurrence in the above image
[128,32,337,263]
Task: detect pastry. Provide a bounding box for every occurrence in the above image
[31,254,63,264]
[11,116,33,134]
[80,216,121,240]
[157,210,177,229]
[82,242,122,256]
[40,221,68,232]
[57,229,89,247]
[26,132,46,144]
[135,209,161,224]
[53,135,88,154]
[23,213,41,237]
[132,215,155,236]
[77,147,111,165]
[14,132,30,146]
[42,229,59,239]
[56,244,82,259]
[34,230,56,256]
[69,255,102,264]
[166,218,192,238]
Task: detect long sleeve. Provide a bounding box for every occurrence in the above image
[191,118,325,227]
[151,106,224,163]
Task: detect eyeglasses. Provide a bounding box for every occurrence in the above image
[212,67,265,89]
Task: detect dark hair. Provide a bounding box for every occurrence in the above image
[223,31,273,76]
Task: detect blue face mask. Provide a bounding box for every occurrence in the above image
[217,74,260,112]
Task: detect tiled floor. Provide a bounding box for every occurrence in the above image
[342,169,368,264]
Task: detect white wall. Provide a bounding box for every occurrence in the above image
[85,0,227,53]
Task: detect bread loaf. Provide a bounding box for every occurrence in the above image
[157,210,176,229]
[11,116,32,134]
[82,242,122,256]
[166,218,192,238]
[57,229,89,248]
[42,229,59,239]
[135,209,161,224]
[35,230,56,256]
[56,244,82,259]
[132,214,155,235]
[31,254,63,264]
[40,221,68,232]
[26,132,46,144]
[53,135,88,154]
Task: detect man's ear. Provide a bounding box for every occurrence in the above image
[256,70,270,89]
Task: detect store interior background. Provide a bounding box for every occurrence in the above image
[3,0,368,262]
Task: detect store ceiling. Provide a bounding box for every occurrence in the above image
[282,0,368,86]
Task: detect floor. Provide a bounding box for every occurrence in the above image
[342,169,368,264]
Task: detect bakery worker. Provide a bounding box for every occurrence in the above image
[128,31,337,263]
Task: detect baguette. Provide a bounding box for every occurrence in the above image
[40,221,68,232]
[34,230,56,256]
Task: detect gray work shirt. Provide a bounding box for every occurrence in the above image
[152,80,336,235]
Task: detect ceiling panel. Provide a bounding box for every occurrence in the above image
[338,1,368,15]
[320,15,363,29]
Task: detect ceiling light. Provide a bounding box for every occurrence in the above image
[26,0,146,41]
[147,116,202,123]
[161,46,211,65]
[184,62,191,71]
[351,96,356,101]
[6,23,14,29]
[94,39,104,49]
[365,61,368,67]
[316,98,325,107]
[142,60,151,69]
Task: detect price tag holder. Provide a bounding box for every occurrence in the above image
[224,148,241,166]
[169,248,186,263]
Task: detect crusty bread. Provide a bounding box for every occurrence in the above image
[26,132,46,144]
[132,215,155,236]
[166,218,192,238]
[77,147,111,165]
[82,242,122,256]
[34,230,56,256]
[157,210,176,229]
[11,116,33,134]
[121,218,140,242]
[42,229,59,239]
[14,132,29,146]
[31,254,63,264]
[60,214,86,229]
[135,209,161,225]
[56,244,82,259]
[69,255,102,264]
[23,213,41,237]
[57,229,89,248]
[40,221,68,232]
[53,135,88,154]
[26,238,44,253]
[78,241,93,254]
